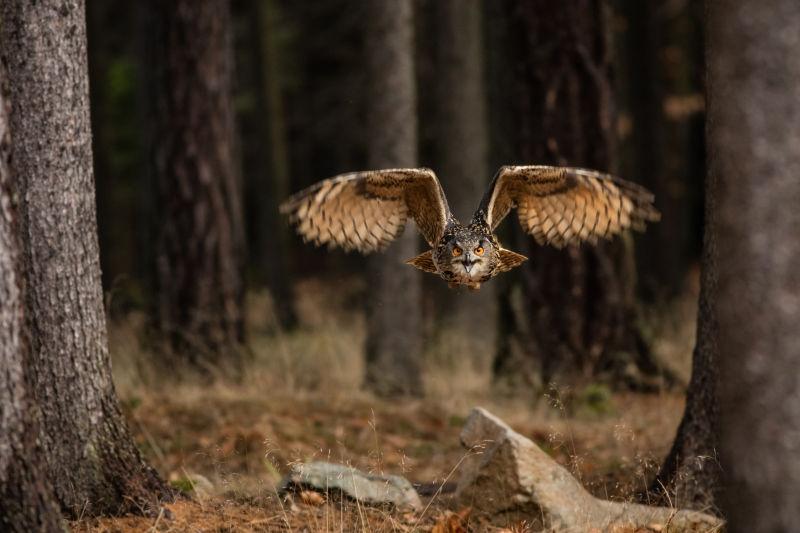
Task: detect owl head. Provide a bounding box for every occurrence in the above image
[438,229,496,281]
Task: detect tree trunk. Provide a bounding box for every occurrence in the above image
[711,1,800,530]
[0,62,63,533]
[0,0,171,517]
[87,0,150,302]
[151,0,246,366]
[649,94,719,512]
[238,0,297,330]
[420,0,496,371]
[362,0,423,396]
[490,0,661,388]
[617,0,705,301]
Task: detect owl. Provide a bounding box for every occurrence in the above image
[280,166,659,290]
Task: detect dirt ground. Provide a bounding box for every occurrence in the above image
[71,280,696,532]
[70,382,685,532]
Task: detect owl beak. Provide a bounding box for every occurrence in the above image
[463,252,475,274]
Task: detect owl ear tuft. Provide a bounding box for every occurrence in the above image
[405,250,438,274]
[496,248,528,273]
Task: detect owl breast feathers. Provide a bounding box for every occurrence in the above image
[280,166,660,289]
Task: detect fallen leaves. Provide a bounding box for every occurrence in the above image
[297,490,326,506]
[431,507,471,533]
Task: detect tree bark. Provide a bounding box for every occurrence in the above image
[650,93,719,513]
[151,0,246,365]
[362,0,423,396]
[490,0,661,388]
[0,0,171,517]
[710,1,800,530]
[0,61,64,533]
[420,0,496,371]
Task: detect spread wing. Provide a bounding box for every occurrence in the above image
[280,168,449,253]
[476,165,660,248]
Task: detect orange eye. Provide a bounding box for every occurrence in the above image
[474,246,485,256]
[452,246,462,257]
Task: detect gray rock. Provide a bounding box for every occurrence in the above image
[279,461,422,510]
[455,407,722,532]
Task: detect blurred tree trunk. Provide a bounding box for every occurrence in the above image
[617,0,705,302]
[711,1,800,530]
[245,0,297,330]
[151,0,246,366]
[87,1,152,306]
[0,64,63,533]
[419,0,496,370]
[363,0,423,396]
[490,0,663,388]
[0,0,170,517]
[87,0,116,291]
[649,96,719,512]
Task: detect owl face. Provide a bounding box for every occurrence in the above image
[437,231,496,282]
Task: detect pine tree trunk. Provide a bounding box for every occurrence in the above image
[711,1,800,529]
[0,0,170,517]
[151,0,246,365]
[0,62,64,533]
[618,0,705,301]
[490,0,661,388]
[362,0,423,396]
[421,0,496,371]
[650,105,719,512]
[242,0,297,329]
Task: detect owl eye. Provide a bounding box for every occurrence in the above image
[474,246,485,256]
[452,246,462,257]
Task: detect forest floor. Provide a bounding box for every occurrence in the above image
[71,277,699,532]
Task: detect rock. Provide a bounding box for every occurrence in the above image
[279,461,422,510]
[455,408,723,532]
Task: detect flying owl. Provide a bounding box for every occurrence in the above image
[280,166,659,290]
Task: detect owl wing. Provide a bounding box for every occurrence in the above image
[280,168,450,253]
[476,165,660,248]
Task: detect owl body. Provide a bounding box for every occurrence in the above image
[280,166,659,290]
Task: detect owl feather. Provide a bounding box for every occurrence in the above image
[281,165,660,289]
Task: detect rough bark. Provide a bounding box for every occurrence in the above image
[491,0,662,388]
[0,61,64,533]
[420,0,496,370]
[710,1,800,530]
[151,0,246,365]
[362,0,423,396]
[650,97,719,512]
[0,0,171,517]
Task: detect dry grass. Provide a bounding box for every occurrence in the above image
[74,276,698,532]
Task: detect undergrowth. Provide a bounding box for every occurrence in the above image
[73,277,699,532]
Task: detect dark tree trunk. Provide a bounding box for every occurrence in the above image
[490,0,661,388]
[87,0,150,302]
[362,0,423,396]
[711,1,800,530]
[237,0,297,330]
[0,0,171,517]
[650,97,719,512]
[419,0,496,369]
[151,0,246,365]
[0,63,64,533]
[617,0,705,301]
